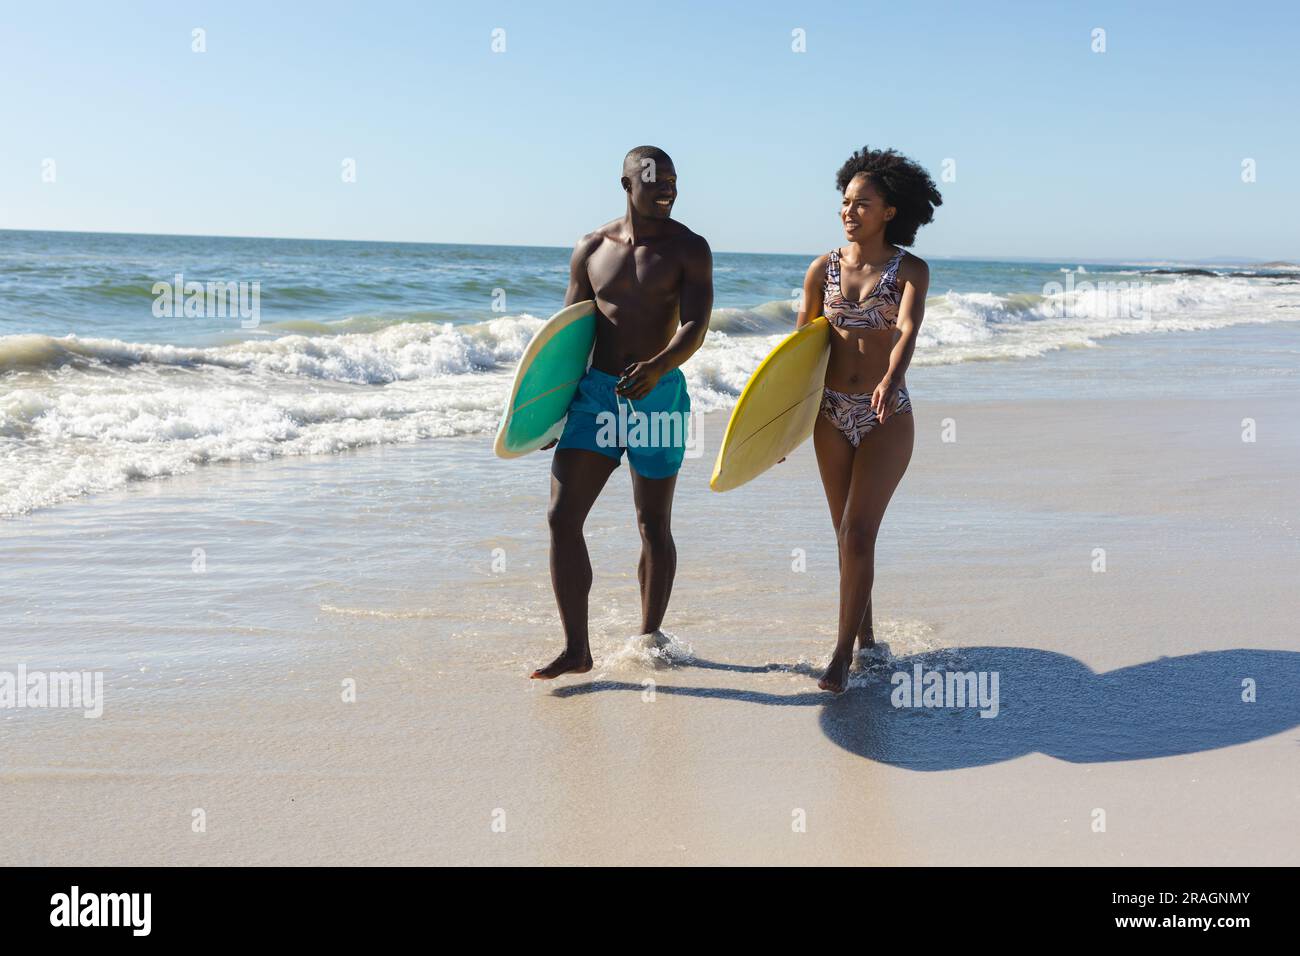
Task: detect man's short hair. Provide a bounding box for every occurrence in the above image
[623,145,672,180]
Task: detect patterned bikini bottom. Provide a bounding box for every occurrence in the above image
[819,386,912,448]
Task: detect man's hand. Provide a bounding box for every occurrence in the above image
[616,359,665,400]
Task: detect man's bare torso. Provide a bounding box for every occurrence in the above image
[574,218,706,376]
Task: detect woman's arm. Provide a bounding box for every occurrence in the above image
[873,255,930,419]
[796,255,828,328]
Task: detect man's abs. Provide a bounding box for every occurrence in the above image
[584,237,685,374]
[589,302,680,374]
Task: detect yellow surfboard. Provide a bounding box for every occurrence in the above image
[710,317,830,492]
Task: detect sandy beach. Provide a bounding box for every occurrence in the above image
[3,323,1297,866]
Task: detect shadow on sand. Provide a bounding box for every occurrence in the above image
[552,647,1300,771]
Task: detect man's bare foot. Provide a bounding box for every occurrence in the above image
[817,653,852,693]
[530,649,594,680]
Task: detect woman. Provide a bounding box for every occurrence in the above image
[795,147,942,693]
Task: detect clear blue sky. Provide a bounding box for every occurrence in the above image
[3,0,1297,259]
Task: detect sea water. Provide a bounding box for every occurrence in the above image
[2,228,1297,515]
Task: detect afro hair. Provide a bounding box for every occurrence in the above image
[834,147,942,246]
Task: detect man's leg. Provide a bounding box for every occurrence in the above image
[630,469,677,635]
[531,448,620,679]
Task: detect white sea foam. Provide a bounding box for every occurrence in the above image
[911,274,1284,364]
[2,274,1296,515]
[0,316,545,382]
[599,630,695,671]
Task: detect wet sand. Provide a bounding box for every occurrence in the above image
[2,329,1299,865]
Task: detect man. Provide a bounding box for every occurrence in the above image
[530,145,713,679]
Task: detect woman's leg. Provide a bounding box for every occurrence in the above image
[814,414,875,650]
[813,411,855,529]
[819,411,914,692]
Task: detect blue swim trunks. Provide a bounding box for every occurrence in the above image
[557,367,692,479]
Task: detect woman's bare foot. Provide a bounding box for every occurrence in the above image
[530,649,594,680]
[817,652,852,693]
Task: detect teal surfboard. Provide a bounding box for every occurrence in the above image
[493,300,598,458]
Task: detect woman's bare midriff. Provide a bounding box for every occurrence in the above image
[824,325,903,394]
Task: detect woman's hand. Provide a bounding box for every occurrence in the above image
[871,374,899,423]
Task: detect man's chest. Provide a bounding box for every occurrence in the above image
[587,245,681,297]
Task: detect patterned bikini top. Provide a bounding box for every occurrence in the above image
[824,248,905,329]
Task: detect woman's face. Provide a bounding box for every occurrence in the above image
[841,174,895,241]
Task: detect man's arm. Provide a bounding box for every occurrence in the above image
[563,233,599,307]
[619,235,712,399]
[540,235,601,451]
